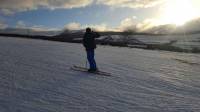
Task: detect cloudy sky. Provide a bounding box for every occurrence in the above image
[0,0,200,31]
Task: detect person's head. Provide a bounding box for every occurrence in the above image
[86,27,92,33]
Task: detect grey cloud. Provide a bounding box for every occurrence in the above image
[64,22,81,30]
[0,0,93,14]
[16,21,26,29]
[47,0,93,9]
[119,17,200,34]
[142,18,200,34]
[0,19,8,29]
[183,18,200,33]
[0,0,165,15]
[96,0,165,8]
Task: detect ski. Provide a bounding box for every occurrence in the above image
[71,65,111,76]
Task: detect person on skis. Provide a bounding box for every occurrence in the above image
[83,27,100,72]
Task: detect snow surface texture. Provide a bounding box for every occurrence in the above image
[0,36,200,112]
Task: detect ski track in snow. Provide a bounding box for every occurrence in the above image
[0,36,200,112]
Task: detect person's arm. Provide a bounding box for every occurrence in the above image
[94,32,100,38]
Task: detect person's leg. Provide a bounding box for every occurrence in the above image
[87,50,92,69]
[87,50,97,70]
[90,50,97,69]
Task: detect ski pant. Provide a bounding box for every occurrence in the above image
[86,50,97,69]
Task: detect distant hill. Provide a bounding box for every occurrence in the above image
[0,28,61,36]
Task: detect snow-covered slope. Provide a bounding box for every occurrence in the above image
[0,36,200,112]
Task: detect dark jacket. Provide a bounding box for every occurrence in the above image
[83,32,100,51]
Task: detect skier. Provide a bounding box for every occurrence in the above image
[83,27,100,72]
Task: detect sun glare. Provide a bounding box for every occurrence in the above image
[160,0,198,26]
